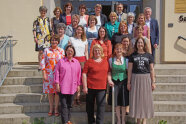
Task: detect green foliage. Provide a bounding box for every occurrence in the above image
[22,120,27,124]
[32,117,45,124]
[158,120,167,124]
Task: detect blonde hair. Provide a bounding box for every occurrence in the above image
[88,15,98,26]
[72,14,80,23]
[74,25,86,41]
[95,4,102,9]
[137,13,146,26]
[109,12,118,19]
[90,44,104,59]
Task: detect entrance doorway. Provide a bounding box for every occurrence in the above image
[102,5,111,20]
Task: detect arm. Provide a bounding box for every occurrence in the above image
[107,40,112,58]
[33,20,38,43]
[40,50,47,81]
[85,44,89,60]
[54,61,61,92]
[82,73,88,94]
[155,20,159,45]
[147,27,150,40]
[127,62,133,91]
[150,63,156,91]
[108,72,114,87]
[89,40,95,58]
[50,18,54,35]
[146,38,152,54]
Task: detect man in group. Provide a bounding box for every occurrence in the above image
[144,7,159,59]
[116,3,127,22]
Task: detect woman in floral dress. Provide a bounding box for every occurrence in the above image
[41,34,65,116]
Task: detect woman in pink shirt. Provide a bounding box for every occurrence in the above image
[54,45,81,124]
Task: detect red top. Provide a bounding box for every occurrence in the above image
[66,16,71,25]
[90,39,112,59]
[83,58,109,89]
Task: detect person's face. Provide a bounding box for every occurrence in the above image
[120,24,127,33]
[93,47,101,59]
[110,15,117,23]
[57,28,65,35]
[99,28,106,39]
[51,39,58,48]
[114,46,123,56]
[127,16,134,23]
[66,5,72,13]
[76,27,83,37]
[95,7,101,14]
[72,17,79,26]
[117,5,123,13]
[80,8,86,15]
[144,9,152,19]
[138,16,145,24]
[136,28,143,36]
[137,38,144,51]
[121,38,130,49]
[40,10,46,17]
[66,48,74,58]
[55,9,60,16]
[89,18,96,26]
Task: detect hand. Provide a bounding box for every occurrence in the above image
[56,84,60,92]
[82,87,88,94]
[153,44,158,49]
[127,83,131,91]
[152,83,156,91]
[108,80,114,87]
[34,37,38,43]
[43,72,47,81]
[77,86,80,93]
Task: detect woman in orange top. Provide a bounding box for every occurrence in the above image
[90,27,112,59]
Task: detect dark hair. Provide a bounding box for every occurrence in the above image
[134,37,147,52]
[53,7,62,15]
[97,26,108,41]
[79,4,87,10]
[112,43,124,57]
[121,35,130,41]
[65,45,76,57]
[64,2,73,13]
[50,34,60,44]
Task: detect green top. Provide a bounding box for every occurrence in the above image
[111,57,127,81]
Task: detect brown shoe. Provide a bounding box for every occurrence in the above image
[67,121,72,124]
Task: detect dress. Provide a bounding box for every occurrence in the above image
[40,47,65,94]
[33,16,51,51]
[108,57,129,107]
[128,52,154,118]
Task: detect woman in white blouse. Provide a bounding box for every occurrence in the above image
[79,4,89,27]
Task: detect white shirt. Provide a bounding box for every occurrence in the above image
[79,15,87,27]
[69,37,88,57]
[128,23,133,34]
[145,18,151,29]
[96,15,101,27]
[109,56,128,69]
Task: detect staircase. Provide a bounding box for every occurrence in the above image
[0,64,186,124]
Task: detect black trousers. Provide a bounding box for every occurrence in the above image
[59,93,74,124]
[86,89,106,124]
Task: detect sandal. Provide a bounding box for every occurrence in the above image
[55,112,60,117]
[48,112,53,116]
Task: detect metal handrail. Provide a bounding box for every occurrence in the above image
[178,36,186,40]
[0,36,13,87]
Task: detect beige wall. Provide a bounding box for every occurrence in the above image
[163,0,186,62]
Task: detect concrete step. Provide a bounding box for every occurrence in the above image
[153,92,186,101]
[155,83,186,92]
[0,84,42,94]
[7,70,42,77]
[3,77,42,85]
[156,75,186,83]
[0,93,48,104]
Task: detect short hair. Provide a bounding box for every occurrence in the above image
[144,7,152,12]
[116,3,123,8]
[74,25,86,41]
[88,15,98,26]
[39,6,47,12]
[57,23,67,31]
[72,14,80,23]
[137,13,146,25]
[97,26,108,41]
[109,12,118,19]
[134,37,147,52]
[94,4,102,9]
[64,2,73,12]
[50,34,60,44]
[79,4,87,10]
[127,12,135,19]
[90,44,104,59]
[65,45,76,57]
[112,43,124,57]
[53,7,62,15]
[118,21,128,34]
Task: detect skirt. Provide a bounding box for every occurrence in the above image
[129,73,154,119]
[108,79,129,107]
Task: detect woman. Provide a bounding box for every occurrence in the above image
[40,34,65,117]
[130,25,151,54]
[33,6,51,70]
[82,44,109,124]
[57,23,69,50]
[51,7,63,34]
[90,27,112,59]
[85,15,99,54]
[79,4,89,27]
[105,12,120,39]
[54,45,81,124]
[121,36,130,57]
[69,25,88,105]
[133,13,150,39]
[111,21,129,48]
[65,14,80,37]
[127,37,156,124]
[61,2,73,25]
[127,12,136,38]
[108,43,129,124]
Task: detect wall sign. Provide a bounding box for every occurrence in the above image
[175,0,186,13]
[179,15,186,22]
